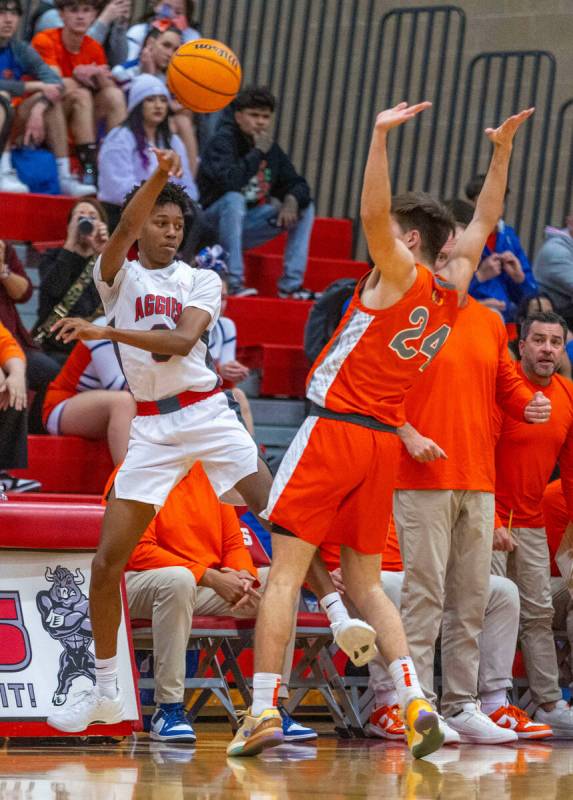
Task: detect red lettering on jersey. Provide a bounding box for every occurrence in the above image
[172,301,182,322]
[165,297,171,317]
[134,296,144,322]
[156,296,166,314]
[144,294,155,316]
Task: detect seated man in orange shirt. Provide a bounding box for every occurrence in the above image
[32,0,126,186]
[120,461,317,744]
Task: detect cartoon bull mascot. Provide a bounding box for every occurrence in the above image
[36,566,95,705]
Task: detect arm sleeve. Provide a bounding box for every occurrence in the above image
[183,270,221,328]
[87,18,110,45]
[534,242,573,296]
[87,340,126,390]
[217,317,237,364]
[220,506,257,576]
[31,32,58,68]
[272,147,312,209]
[22,42,63,85]
[6,244,33,304]
[495,326,533,421]
[0,324,25,366]
[558,425,573,523]
[201,132,263,194]
[92,254,128,308]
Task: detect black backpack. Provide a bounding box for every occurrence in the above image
[304,278,357,364]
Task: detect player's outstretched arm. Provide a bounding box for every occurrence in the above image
[440,108,534,301]
[361,101,431,286]
[99,148,184,285]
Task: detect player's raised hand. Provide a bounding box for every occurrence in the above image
[152,147,183,178]
[375,101,432,132]
[51,317,107,344]
[524,390,551,424]
[485,107,534,148]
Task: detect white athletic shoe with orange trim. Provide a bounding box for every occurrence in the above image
[366,704,405,739]
[489,704,553,739]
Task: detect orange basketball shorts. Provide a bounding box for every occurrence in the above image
[265,416,401,555]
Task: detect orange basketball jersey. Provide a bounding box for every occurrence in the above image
[306,267,458,426]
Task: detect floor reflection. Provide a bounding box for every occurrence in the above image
[0,729,572,799]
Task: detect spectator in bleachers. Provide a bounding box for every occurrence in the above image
[492,311,573,737]
[197,245,254,434]
[118,460,316,744]
[32,0,127,187]
[42,318,135,463]
[465,174,537,322]
[542,479,573,693]
[32,0,132,68]
[97,73,197,230]
[0,0,93,196]
[320,524,551,742]
[533,211,573,330]
[112,24,198,176]
[0,240,60,432]
[0,320,40,491]
[126,0,199,62]
[34,198,108,362]
[198,86,315,299]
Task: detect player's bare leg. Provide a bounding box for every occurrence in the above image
[306,553,378,666]
[233,456,274,513]
[47,492,156,732]
[340,546,443,758]
[227,532,316,757]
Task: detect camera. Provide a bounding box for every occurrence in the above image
[77,217,94,236]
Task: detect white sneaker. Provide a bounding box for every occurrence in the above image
[331,618,378,666]
[0,168,29,193]
[445,703,518,744]
[59,174,96,197]
[47,688,124,733]
[438,715,461,745]
[534,699,573,738]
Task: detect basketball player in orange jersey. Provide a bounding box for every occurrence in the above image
[227,102,535,759]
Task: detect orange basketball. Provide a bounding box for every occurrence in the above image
[167,38,242,113]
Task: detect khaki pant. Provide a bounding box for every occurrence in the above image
[394,489,494,716]
[491,527,562,707]
[126,566,295,705]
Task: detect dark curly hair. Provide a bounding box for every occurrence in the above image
[121,181,196,245]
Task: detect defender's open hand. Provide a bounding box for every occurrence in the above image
[375,101,432,132]
[485,107,534,148]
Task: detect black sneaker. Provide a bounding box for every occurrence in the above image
[0,472,42,493]
[229,286,259,298]
[277,287,316,301]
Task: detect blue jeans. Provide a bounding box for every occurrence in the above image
[203,192,315,292]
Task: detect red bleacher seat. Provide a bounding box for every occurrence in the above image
[4,492,100,504]
[238,343,308,398]
[11,435,113,494]
[0,193,75,241]
[249,217,353,260]
[244,253,367,297]
[0,502,103,549]
[226,296,312,348]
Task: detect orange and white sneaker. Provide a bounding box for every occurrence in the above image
[489,704,553,739]
[226,707,283,757]
[366,704,406,740]
[405,698,444,759]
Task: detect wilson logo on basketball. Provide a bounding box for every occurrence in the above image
[194,42,239,68]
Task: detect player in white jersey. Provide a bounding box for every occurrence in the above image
[45,149,274,732]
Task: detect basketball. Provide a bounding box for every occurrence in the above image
[167,38,242,113]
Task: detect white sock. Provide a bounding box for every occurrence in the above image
[388,656,423,711]
[320,592,350,626]
[251,672,281,716]
[480,690,508,715]
[278,683,289,702]
[1,151,12,171]
[56,157,71,178]
[374,686,399,709]
[95,655,119,699]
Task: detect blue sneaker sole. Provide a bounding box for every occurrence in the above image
[150,731,196,743]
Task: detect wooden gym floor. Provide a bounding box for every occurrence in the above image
[1,722,573,799]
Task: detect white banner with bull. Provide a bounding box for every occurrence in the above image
[0,551,139,722]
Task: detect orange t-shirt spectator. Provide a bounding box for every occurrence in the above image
[32,26,106,78]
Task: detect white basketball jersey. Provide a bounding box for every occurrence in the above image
[93,256,222,401]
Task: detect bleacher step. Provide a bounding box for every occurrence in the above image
[250,398,306,427]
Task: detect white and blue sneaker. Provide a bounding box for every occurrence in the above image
[278,704,318,742]
[150,703,196,743]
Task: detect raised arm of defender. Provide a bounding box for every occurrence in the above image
[439,108,534,301]
[99,148,184,285]
[360,101,432,288]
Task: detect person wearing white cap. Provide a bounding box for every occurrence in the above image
[97,73,197,229]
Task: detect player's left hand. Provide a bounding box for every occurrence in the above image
[524,390,551,424]
[152,147,183,178]
[51,317,108,344]
[485,107,534,148]
[375,101,432,132]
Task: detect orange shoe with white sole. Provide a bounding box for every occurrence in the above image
[489,704,552,739]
